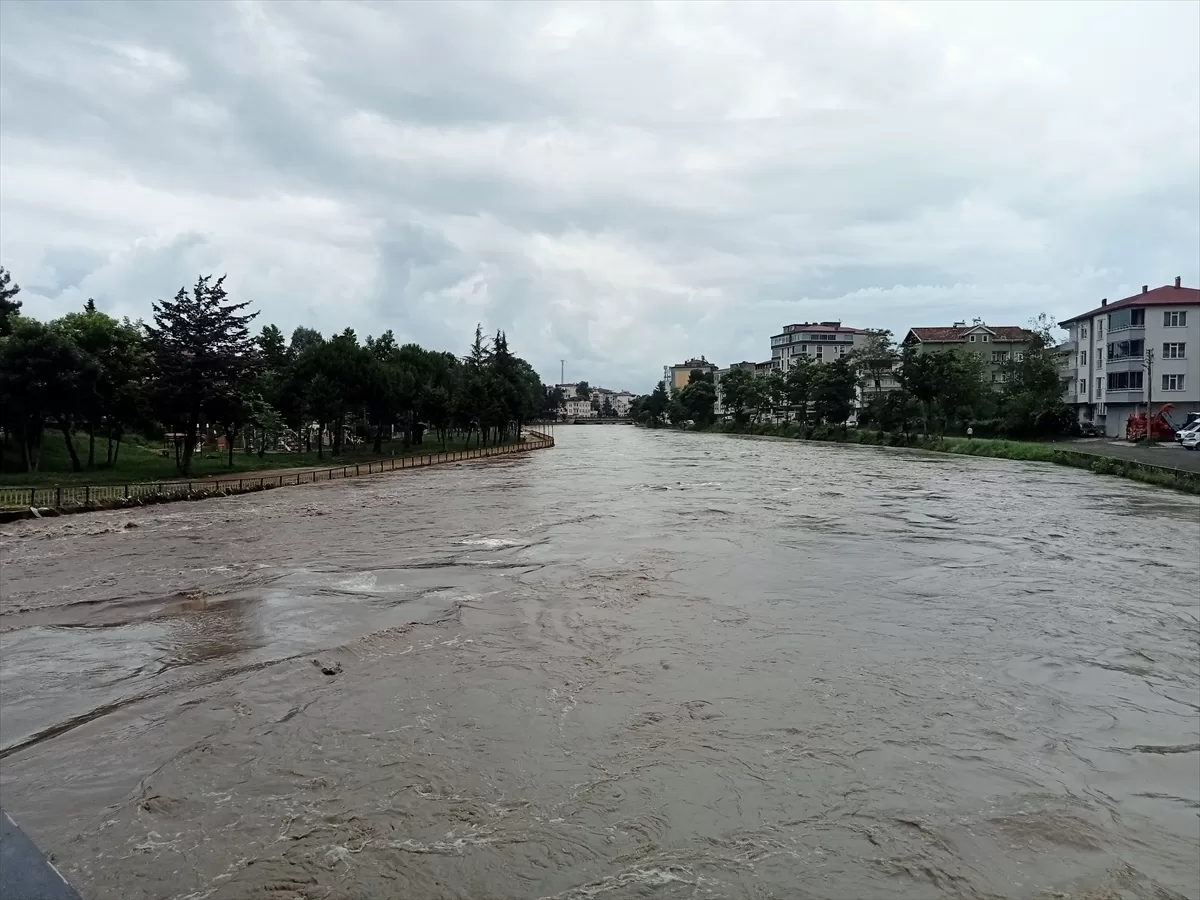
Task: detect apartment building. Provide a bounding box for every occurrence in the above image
[611,391,634,417]
[562,397,596,419]
[712,361,757,416]
[901,321,1036,388]
[770,322,869,371]
[663,358,717,393]
[1058,278,1199,437]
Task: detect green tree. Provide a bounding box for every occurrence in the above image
[812,356,857,430]
[0,319,95,471]
[646,381,669,427]
[785,357,818,424]
[0,266,21,337]
[679,370,717,427]
[575,380,591,399]
[143,275,260,475]
[719,367,756,424]
[53,307,149,468]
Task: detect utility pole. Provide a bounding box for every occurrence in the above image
[1143,347,1154,441]
[561,360,564,388]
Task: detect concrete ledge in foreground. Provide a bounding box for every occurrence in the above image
[1,809,82,900]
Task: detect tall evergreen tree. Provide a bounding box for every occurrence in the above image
[0,266,21,336]
[143,275,259,474]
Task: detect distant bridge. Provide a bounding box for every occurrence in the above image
[572,418,634,425]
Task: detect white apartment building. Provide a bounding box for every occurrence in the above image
[770,322,870,371]
[1059,278,1199,437]
[611,391,634,417]
[563,397,596,419]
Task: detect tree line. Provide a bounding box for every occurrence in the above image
[0,267,559,475]
[629,317,1072,439]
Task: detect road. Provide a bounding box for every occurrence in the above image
[1065,437,1200,473]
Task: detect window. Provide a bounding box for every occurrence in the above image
[1162,374,1186,391]
[969,335,976,342]
[1107,371,1144,391]
[992,351,1008,363]
[1164,311,1187,327]
[816,347,824,359]
[799,344,807,354]
[1080,350,1087,366]
[1109,308,1146,331]
[1106,339,1144,361]
[837,345,846,356]
[1079,379,1086,394]
[1015,351,1025,362]
[1163,342,1186,359]
[1097,320,1103,336]
[1081,324,1089,338]
[1096,377,1103,397]
[981,335,990,342]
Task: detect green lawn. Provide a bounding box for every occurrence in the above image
[0,432,490,486]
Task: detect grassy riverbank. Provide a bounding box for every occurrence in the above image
[0,431,485,487]
[700,422,1200,495]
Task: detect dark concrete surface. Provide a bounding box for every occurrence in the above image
[1064,438,1200,474]
[0,809,82,900]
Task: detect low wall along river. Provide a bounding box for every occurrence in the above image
[0,425,1196,900]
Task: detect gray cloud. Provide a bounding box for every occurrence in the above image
[2,0,1197,392]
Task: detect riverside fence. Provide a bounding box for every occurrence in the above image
[0,431,554,514]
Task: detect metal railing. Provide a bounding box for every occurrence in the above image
[0,432,555,511]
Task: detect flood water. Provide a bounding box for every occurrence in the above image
[1,426,1198,900]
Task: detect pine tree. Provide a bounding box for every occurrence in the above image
[143,275,259,474]
[0,266,21,336]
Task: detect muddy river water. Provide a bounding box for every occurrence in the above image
[1,426,1198,900]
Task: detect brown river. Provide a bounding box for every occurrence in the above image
[1,426,1198,900]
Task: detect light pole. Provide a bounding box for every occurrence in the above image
[1143,347,1154,440]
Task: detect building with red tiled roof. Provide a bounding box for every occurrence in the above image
[900,320,1037,391]
[1059,278,1199,437]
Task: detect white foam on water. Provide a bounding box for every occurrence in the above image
[454,538,523,548]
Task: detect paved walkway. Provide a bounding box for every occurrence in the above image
[1061,439,1200,474]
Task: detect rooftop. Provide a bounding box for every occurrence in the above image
[775,321,869,335]
[1059,279,1200,326]
[905,325,1035,343]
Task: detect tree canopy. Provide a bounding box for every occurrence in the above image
[0,270,549,476]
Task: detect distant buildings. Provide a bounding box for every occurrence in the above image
[665,280,1200,434]
[555,383,635,419]
[1058,279,1199,437]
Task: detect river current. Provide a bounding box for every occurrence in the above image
[1,426,1198,900]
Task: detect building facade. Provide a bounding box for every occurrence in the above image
[901,321,1036,388]
[770,322,869,371]
[1058,279,1199,437]
[663,358,717,393]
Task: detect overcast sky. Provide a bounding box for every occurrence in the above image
[1,1,1197,392]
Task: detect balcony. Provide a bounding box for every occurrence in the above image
[1105,356,1145,374]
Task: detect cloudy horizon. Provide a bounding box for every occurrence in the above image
[1,0,1197,393]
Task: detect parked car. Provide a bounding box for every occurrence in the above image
[1174,421,1200,443]
[1078,422,1102,437]
[1181,431,1200,451]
